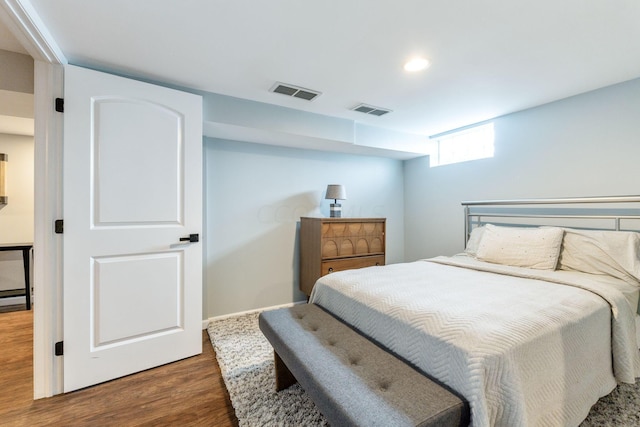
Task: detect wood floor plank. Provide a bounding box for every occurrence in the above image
[0,309,238,426]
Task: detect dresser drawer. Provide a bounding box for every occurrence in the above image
[320,221,385,258]
[300,217,386,296]
[321,255,385,276]
[321,236,385,258]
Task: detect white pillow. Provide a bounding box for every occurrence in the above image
[464,225,486,257]
[476,224,564,270]
[558,228,640,285]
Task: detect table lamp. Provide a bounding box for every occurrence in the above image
[325,185,347,218]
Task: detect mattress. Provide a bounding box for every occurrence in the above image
[309,255,640,427]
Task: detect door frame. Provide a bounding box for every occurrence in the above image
[1,0,67,397]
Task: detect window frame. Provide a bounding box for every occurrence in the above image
[429,122,495,167]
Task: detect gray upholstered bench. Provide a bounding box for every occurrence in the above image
[259,303,469,427]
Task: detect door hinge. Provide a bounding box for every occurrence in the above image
[55,341,63,356]
[54,219,63,234]
[55,98,64,113]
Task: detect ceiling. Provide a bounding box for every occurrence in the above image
[6,1,640,142]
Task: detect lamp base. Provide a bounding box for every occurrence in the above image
[330,203,342,218]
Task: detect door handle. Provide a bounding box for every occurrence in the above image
[179,233,199,243]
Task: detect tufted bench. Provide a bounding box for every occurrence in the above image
[259,303,469,427]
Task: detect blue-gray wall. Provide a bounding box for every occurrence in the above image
[404,77,640,260]
[203,77,640,318]
[204,138,405,317]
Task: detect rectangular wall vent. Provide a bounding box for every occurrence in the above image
[270,82,321,101]
[351,103,392,116]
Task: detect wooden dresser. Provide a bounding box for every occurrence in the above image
[299,217,386,296]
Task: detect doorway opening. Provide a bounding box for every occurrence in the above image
[0,50,34,312]
[0,42,36,406]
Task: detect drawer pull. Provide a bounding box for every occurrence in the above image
[328,267,334,273]
[375,262,380,266]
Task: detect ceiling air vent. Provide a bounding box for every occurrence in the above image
[351,103,392,116]
[270,82,321,101]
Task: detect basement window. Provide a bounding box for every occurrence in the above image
[429,123,494,167]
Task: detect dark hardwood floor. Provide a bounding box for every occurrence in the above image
[0,308,238,426]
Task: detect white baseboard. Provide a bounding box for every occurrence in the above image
[202,300,306,329]
[0,296,26,306]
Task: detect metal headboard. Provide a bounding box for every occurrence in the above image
[462,195,640,245]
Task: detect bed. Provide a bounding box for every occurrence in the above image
[308,196,640,427]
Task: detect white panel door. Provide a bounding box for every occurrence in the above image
[63,65,202,392]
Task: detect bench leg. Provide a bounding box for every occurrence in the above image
[274,350,297,391]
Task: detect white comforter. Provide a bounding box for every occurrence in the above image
[309,255,640,427]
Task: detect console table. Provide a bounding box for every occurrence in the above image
[0,243,33,310]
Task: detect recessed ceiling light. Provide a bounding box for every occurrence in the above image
[404,57,430,72]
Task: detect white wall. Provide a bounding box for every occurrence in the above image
[0,133,34,292]
[404,77,640,261]
[204,138,404,317]
[0,49,33,93]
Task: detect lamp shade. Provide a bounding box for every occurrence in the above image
[325,185,347,201]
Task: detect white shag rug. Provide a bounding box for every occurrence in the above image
[208,312,328,426]
[207,311,640,427]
